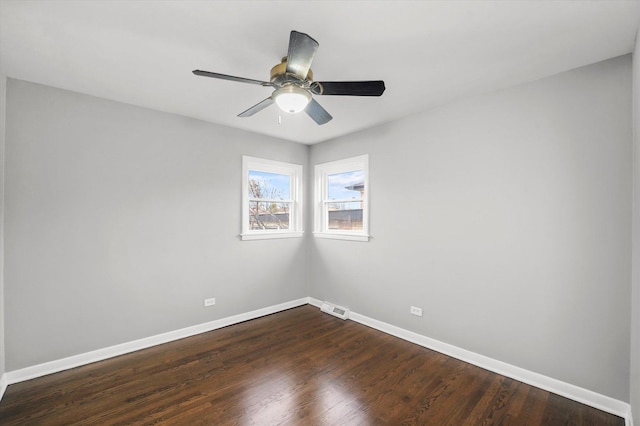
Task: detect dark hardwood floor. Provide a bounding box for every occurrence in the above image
[0,305,624,425]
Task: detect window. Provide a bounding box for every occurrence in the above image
[314,155,369,241]
[242,156,303,240]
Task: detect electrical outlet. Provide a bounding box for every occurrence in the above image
[204,298,216,307]
[410,306,423,317]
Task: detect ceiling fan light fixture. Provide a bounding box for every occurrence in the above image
[193,30,385,125]
[273,85,312,114]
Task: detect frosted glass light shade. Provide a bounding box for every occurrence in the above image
[273,86,312,114]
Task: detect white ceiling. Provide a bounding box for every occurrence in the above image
[1,1,639,145]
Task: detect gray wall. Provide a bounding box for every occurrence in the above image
[0,75,6,380]
[4,79,309,371]
[2,55,636,407]
[309,55,632,401]
[631,30,640,422]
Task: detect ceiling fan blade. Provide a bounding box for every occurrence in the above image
[311,81,386,96]
[238,97,274,117]
[286,31,319,80]
[193,70,273,87]
[305,99,332,125]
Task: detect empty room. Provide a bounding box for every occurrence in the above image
[1,0,640,424]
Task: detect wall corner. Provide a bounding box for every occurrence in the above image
[630,26,640,426]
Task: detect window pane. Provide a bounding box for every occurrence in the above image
[248,170,291,200]
[327,170,364,200]
[249,201,290,230]
[327,202,363,231]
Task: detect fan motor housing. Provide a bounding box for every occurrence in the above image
[270,57,313,84]
[191,30,384,126]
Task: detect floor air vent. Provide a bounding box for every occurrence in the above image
[320,302,350,320]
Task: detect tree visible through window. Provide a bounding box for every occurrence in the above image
[248,170,291,230]
[242,156,303,240]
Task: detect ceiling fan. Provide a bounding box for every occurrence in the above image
[192,30,385,125]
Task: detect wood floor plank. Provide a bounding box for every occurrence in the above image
[0,305,625,425]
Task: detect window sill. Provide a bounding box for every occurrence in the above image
[313,232,370,242]
[241,232,303,241]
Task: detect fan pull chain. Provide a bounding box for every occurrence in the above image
[278,112,282,125]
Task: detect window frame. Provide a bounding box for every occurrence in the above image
[241,156,303,241]
[314,154,370,242]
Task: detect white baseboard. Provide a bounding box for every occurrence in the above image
[308,297,323,308]
[310,298,631,424]
[0,373,7,402]
[2,296,633,425]
[5,297,309,386]
[349,311,631,421]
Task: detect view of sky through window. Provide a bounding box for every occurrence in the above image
[328,170,364,200]
[248,170,290,199]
